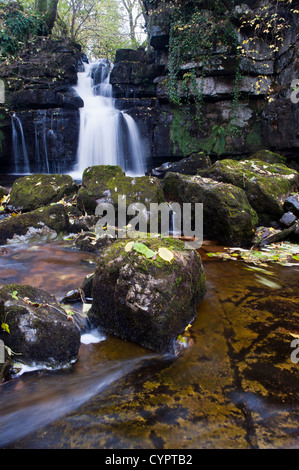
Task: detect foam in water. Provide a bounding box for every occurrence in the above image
[70,60,145,179]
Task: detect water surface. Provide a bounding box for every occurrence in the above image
[0,240,298,448]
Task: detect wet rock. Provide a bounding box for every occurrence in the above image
[0,284,81,367]
[81,273,94,301]
[73,231,113,253]
[284,194,299,217]
[9,174,78,212]
[280,211,297,227]
[248,149,287,165]
[0,186,9,199]
[163,172,258,246]
[0,204,68,245]
[199,159,299,225]
[253,224,298,246]
[89,238,206,354]
[76,165,165,216]
[150,152,212,178]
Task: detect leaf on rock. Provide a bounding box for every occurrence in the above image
[158,247,174,262]
[125,241,134,252]
[133,242,155,259]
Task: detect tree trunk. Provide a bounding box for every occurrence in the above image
[36,0,59,34]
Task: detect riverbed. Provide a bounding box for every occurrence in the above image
[0,239,298,448]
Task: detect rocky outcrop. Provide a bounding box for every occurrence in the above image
[112,0,299,167]
[0,37,84,173]
[89,237,206,354]
[0,284,81,367]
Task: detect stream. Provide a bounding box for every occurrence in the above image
[0,239,298,449]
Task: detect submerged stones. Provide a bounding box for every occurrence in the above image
[0,284,81,368]
[89,238,206,354]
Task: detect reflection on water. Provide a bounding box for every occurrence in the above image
[0,240,298,449]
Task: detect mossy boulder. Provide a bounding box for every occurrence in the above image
[0,284,81,367]
[199,159,299,224]
[0,204,68,245]
[249,150,287,165]
[89,238,206,354]
[76,165,165,216]
[9,174,78,212]
[163,172,258,246]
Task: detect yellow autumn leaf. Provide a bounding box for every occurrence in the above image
[1,322,10,334]
[125,241,134,252]
[158,247,174,262]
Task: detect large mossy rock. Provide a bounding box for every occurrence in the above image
[76,165,165,215]
[199,159,299,224]
[0,204,68,245]
[89,238,206,354]
[163,172,258,246]
[9,174,78,212]
[0,284,81,367]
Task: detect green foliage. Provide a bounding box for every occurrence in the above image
[0,3,44,58]
[168,8,238,126]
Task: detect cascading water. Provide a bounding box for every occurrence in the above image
[71,59,145,178]
[11,113,30,174]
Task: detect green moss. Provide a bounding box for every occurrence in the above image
[170,108,199,157]
[245,123,263,150]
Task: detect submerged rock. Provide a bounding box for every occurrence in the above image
[9,174,78,212]
[0,284,81,367]
[0,204,68,245]
[89,238,206,354]
[199,159,299,225]
[163,172,258,246]
[76,165,165,216]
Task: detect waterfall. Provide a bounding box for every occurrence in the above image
[11,114,30,174]
[71,60,145,178]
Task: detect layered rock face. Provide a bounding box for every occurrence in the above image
[111,0,299,168]
[0,37,84,173]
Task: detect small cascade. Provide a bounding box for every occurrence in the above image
[11,114,30,174]
[34,110,51,174]
[71,59,145,178]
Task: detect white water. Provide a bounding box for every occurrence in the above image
[11,114,30,174]
[70,60,145,179]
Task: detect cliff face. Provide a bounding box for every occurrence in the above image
[0,37,84,173]
[112,0,299,168]
[1,1,299,174]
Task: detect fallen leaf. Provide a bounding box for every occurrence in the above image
[158,247,174,262]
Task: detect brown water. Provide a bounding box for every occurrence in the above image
[0,240,298,448]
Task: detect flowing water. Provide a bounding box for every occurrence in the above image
[71,60,146,178]
[0,239,298,449]
[11,114,30,175]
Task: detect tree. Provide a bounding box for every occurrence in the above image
[36,0,59,34]
[119,0,146,48]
